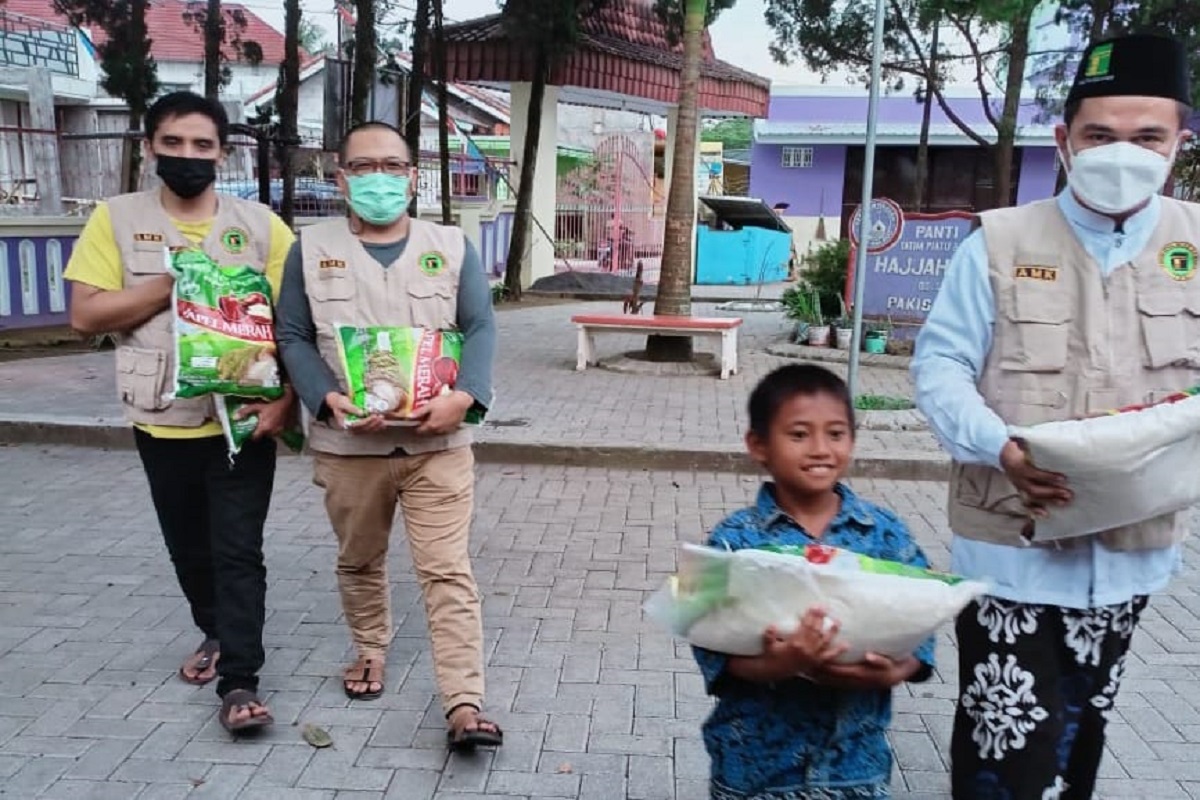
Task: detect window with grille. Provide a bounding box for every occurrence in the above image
[781,146,814,168]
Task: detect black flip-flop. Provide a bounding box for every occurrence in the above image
[447,705,504,751]
[179,638,220,686]
[342,658,385,701]
[219,689,273,733]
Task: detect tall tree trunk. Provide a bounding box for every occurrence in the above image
[434,0,452,225]
[1089,0,1114,40]
[279,0,301,227]
[350,0,376,125]
[126,0,151,193]
[204,0,222,99]
[406,0,431,217]
[914,22,937,211]
[646,0,706,363]
[503,45,549,301]
[992,4,1032,209]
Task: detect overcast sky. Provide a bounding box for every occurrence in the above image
[246,0,824,85]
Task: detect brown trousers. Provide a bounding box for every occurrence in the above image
[313,446,483,714]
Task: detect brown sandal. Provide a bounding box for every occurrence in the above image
[342,658,385,701]
[179,638,220,686]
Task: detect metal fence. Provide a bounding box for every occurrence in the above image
[0,125,513,218]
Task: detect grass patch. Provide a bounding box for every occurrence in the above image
[855,394,915,411]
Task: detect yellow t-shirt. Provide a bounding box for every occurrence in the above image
[63,202,296,439]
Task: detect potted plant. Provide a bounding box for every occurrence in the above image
[782,284,828,345]
[833,296,854,349]
[864,318,891,354]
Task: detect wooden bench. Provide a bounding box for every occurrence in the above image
[570,313,744,379]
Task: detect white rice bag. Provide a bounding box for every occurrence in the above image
[644,543,987,663]
[1009,391,1200,541]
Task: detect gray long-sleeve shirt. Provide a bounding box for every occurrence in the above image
[276,234,497,422]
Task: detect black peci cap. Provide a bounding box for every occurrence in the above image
[1066,33,1192,107]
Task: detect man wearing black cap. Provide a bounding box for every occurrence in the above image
[911,33,1196,798]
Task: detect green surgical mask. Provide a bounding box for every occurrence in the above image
[346,173,410,225]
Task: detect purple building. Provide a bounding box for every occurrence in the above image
[750,85,1059,258]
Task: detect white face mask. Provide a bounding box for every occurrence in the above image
[1062,140,1176,215]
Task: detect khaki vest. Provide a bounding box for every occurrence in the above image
[108,190,274,428]
[948,197,1200,551]
[300,217,472,456]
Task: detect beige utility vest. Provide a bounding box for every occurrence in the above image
[948,197,1200,551]
[300,217,472,456]
[107,190,273,428]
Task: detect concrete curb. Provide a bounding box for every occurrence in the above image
[766,343,912,372]
[0,418,951,481]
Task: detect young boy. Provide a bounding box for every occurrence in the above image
[694,364,936,799]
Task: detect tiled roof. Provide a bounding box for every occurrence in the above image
[443,1,768,89]
[2,0,290,64]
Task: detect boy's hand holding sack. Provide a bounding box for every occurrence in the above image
[1007,386,1200,542]
[334,325,485,427]
[645,543,986,663]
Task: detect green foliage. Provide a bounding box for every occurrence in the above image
[701,118,751,150]
[854,394,915,411]
[780,284,823,324]
[800,238,851,319]
[502,0,611,62]
[653,0,738,45]
[1039,1,1200,115]
[181,2,262,92]
[54,0,159,117]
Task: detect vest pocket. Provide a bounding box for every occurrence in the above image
[406,285,456,329]
[998,282,1071,372]
[130,242,169,276]
[311,273,354,302]
[116,346,170,411]
[1136,288,1194,368]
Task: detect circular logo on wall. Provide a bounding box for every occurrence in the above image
[848,198,905,254]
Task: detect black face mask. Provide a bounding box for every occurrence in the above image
[155,155,217,199]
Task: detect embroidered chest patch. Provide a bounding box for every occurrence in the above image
[1160,242,1198,282]
[221,227,249,255]
[1014,265,1058,282]
[418,251,446,276]
[319,258,347,270]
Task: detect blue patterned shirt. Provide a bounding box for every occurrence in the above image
[694,483,937,799]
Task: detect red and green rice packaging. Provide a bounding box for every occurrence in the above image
[169,248,283,400]
[215,395,305,457]
[333,325,485,425]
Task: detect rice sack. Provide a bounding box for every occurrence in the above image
[169,248,283,400]
[215,395,305,457]
[334,325,485,426]
[1008,386,1200,542]
[644,543,987,662]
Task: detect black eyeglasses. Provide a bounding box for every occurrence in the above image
[344,158,412,176]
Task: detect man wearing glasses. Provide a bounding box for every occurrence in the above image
[275,121,500,749]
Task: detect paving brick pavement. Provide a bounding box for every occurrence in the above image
[3,445,1200,798]
[0,301,937,461]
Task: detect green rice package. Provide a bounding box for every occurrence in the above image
[169,248,283,400]
[215,395,305,457]
[334,325,485,425]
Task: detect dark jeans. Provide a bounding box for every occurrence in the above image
[134,429,276,697]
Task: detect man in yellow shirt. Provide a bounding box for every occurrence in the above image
[65,92,294,733]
